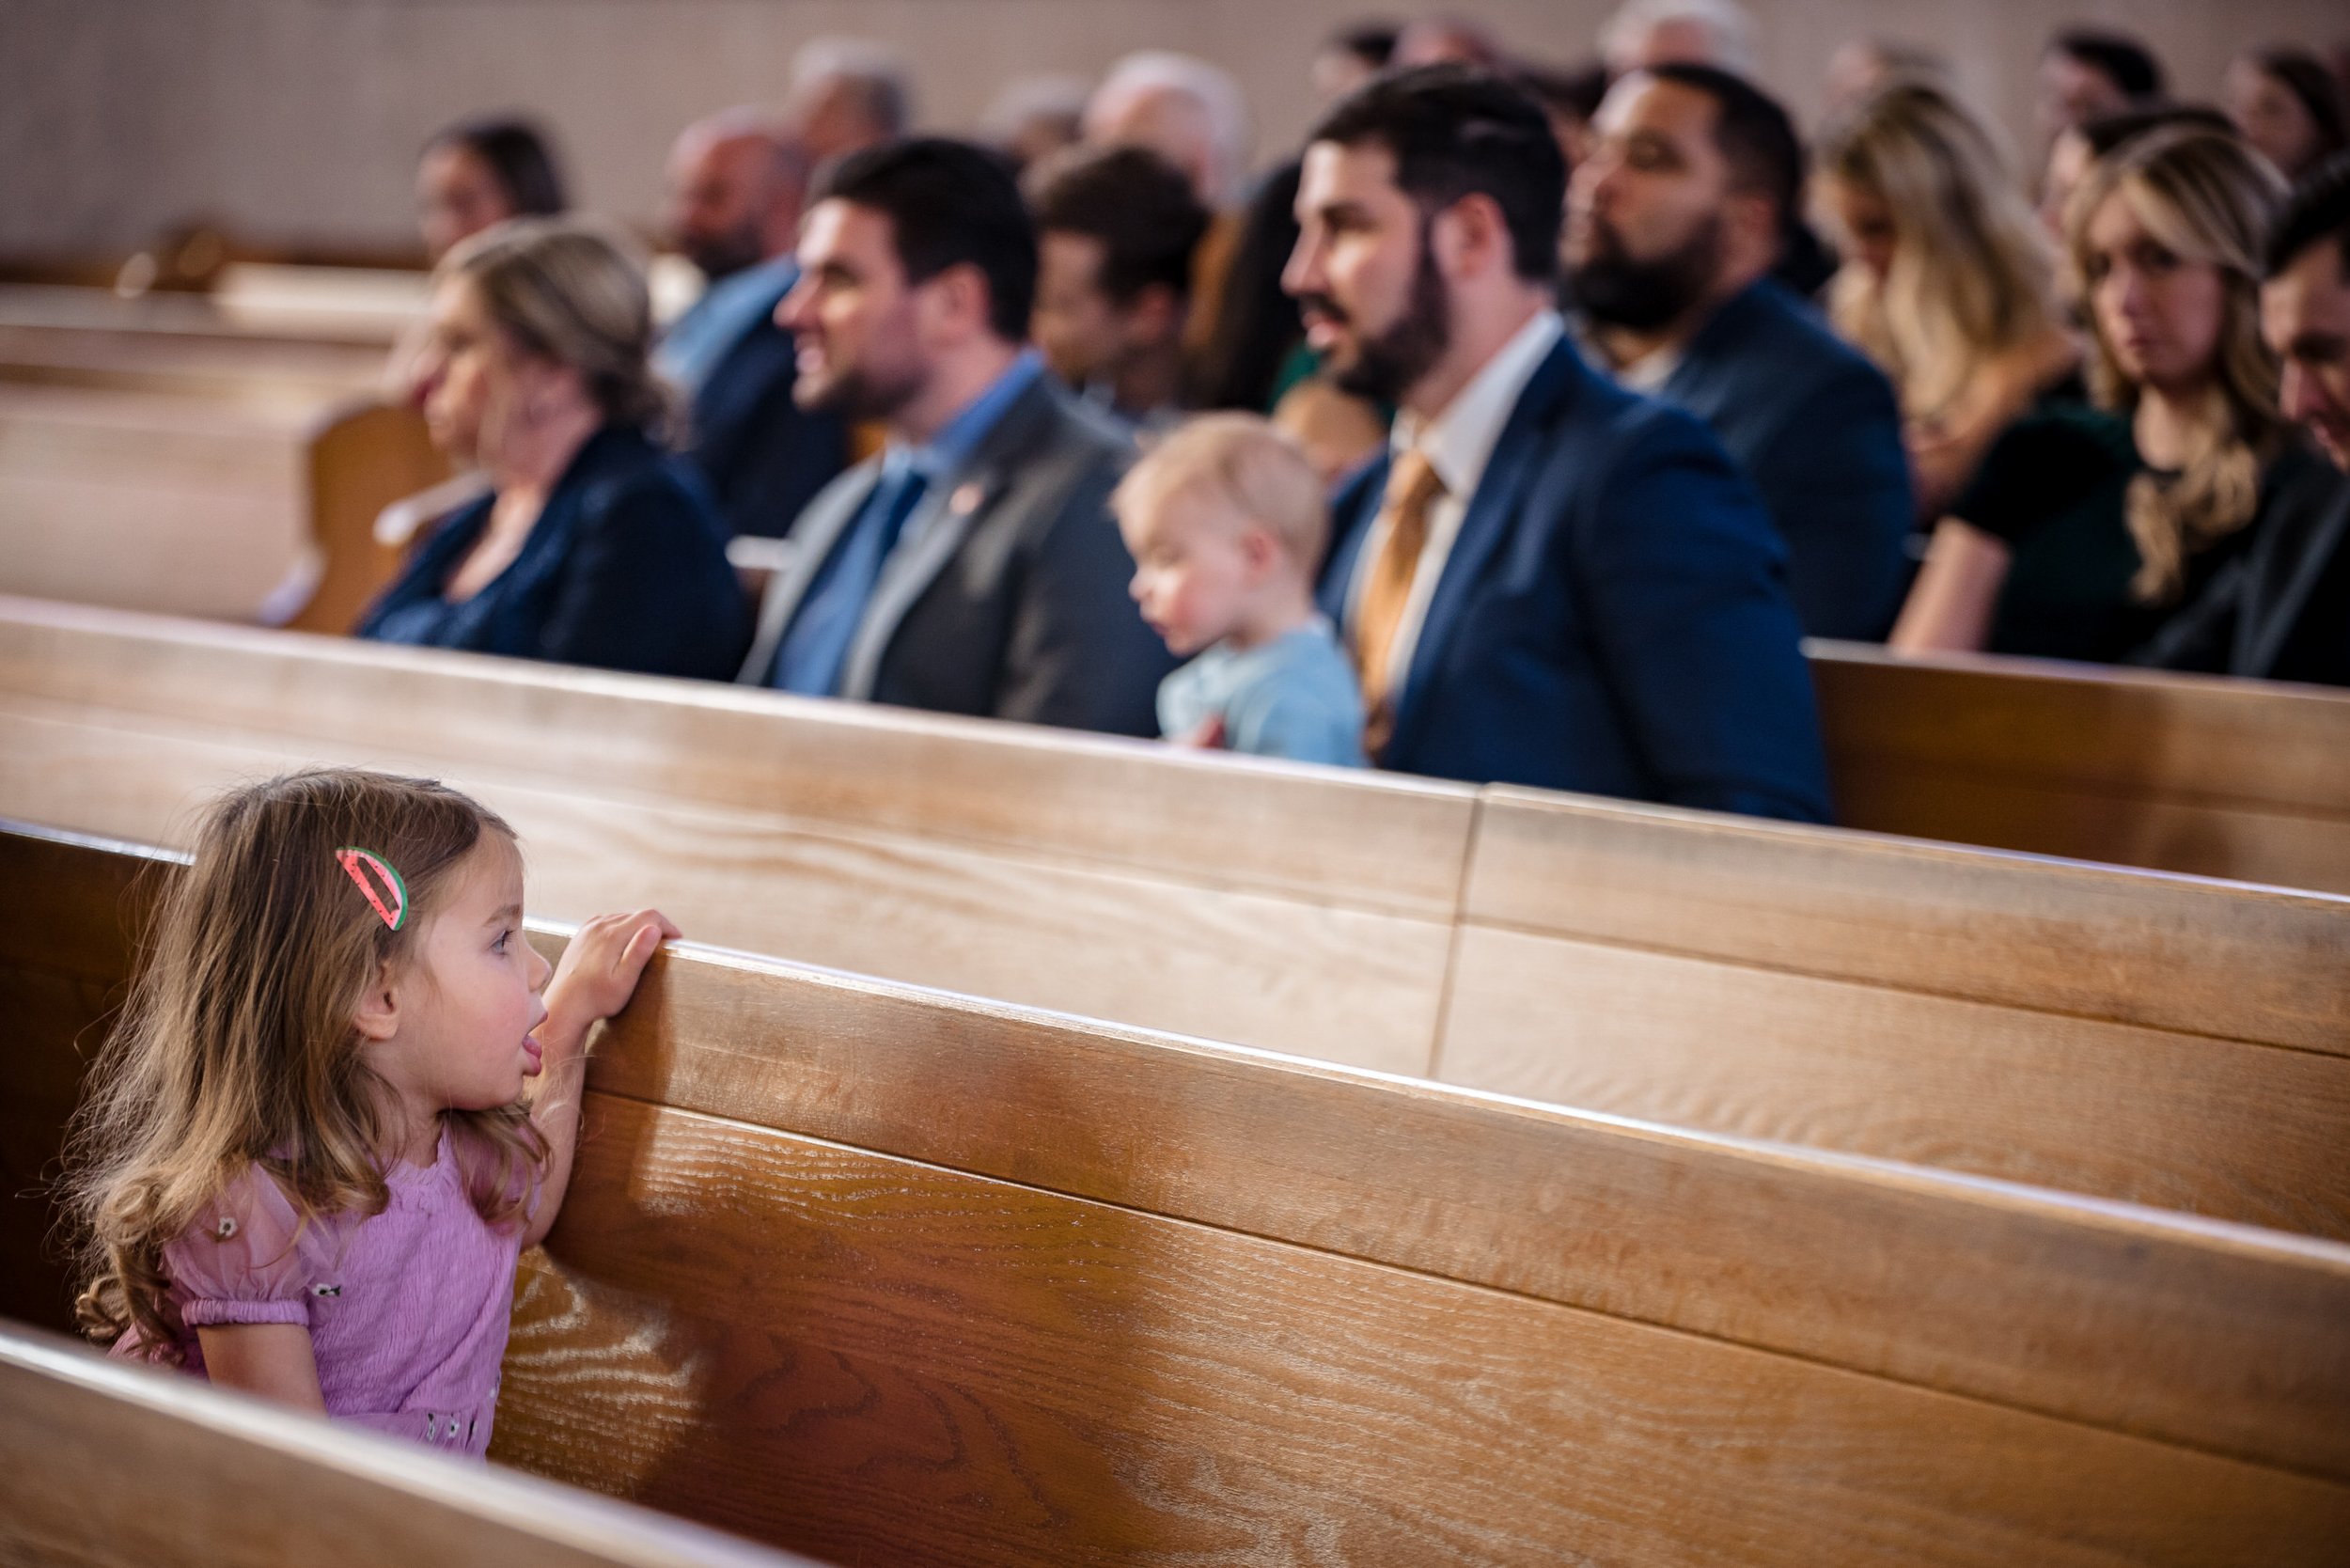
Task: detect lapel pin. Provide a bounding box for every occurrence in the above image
[948,480,986,517]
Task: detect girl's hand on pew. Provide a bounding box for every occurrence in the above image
[539,908,680,1059]
[522,908,679,1248]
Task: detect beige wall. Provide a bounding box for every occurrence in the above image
[4,0,2344,256]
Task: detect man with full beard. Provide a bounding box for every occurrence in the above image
[736,138,1173,733]
[1565,64,1912,640]
[1286,65,1829,821]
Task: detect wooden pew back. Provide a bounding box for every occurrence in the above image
[1814,640,2350,893]
[0,387,440,628]
[6,822,2349,1565]
[3,600,2346,1241]
[1439,787,2350,1238]
[0,1325,819,1568]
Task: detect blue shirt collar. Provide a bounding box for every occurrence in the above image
[891,349,1046,482]
[655,254,801,392]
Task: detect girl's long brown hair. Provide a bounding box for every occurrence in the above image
[67,769,548,1361]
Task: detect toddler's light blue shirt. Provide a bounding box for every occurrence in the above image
[1157,619,1367,768]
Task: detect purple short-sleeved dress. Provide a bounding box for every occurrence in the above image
[113,1129,526,1458]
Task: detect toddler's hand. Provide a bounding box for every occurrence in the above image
[1174,713,1228,750]
[544,909,681,1039]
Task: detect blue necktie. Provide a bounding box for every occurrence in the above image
[769,463,931,695]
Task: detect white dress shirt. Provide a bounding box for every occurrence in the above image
[1345,308,1566,695]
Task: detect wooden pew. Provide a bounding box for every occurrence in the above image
[0,1325,820,1568]
[0,597,2343,1243]
[1813,640,2350,894]
[7,821,2348,1565]
[0,381,441,634]
[0,272,421,352]
[0,277,444,632]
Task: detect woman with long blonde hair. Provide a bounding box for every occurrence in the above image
[1818,82,2080,519]
[1889,123,2329,664]
[68,768,675,1453]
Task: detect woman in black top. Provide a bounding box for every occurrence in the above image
[359,218,749,680]
[1892,124,2301,666]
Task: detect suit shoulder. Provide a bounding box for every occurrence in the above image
[1035,383,1140,473]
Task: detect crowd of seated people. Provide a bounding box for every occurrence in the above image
[351,1,2350,825]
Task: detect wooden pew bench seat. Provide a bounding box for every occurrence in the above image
[1,599,2344,1244]
[5,821,2349,1565]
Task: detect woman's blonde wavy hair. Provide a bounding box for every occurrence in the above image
[440,215,676,438]
[1820,82,2062,425]
[67,769,548,1363]
[2064,124,2288,602]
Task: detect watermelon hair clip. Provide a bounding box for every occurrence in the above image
[336,846,410,932]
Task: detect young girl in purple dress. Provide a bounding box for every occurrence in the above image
[67,767,677,1457]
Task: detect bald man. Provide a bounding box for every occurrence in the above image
[657,111,850,538]
[1083,52,1249,210]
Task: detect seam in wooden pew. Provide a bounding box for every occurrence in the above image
[555,1088,2350,1487]
[1421,796,1487,1082]
[1449,909,2350,1060]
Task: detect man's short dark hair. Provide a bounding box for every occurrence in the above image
[2250,47,2350,168]
[815,137,1035,341]
[1307,64,1567,282]
[2268,150,2350,279]
[1643,63,1804,236]
[2051,29,2167,102]
[2078,103,2236,160]
[1329,22,1400,71]
[427,117,568,216]
[1518,62,1610,126]
[1029,146,1211,306]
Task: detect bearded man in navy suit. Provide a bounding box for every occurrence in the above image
[1287,66,1831,822]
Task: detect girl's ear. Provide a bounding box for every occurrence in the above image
[351,958,402,1043]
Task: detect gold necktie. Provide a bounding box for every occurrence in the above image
[1354,447,1445,756]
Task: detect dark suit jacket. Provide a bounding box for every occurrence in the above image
[1652,279,1914,641]
[737,374,1174,734]
[1320,336,1833,823]
[359,424,751,680]
[2132,443,2350,686]
[685,311,852,538]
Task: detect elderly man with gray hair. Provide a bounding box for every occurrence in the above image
[787,37,914,166]
[1083,50,1252,210]
[1600,0,1757,80]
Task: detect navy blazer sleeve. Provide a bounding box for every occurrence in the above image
[538,470,753,680]
[692,324,853,539]
[1573,407,1835,823]
[996,457,1174,735]
[1747,358,1915,641]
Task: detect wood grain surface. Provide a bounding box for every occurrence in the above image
[10,823,2350,1564]
[0,388,308,619]
[1440,926,2350,1235]
[0,596,1478,914]
[0,695,1453,1074]
[9,824,2350,1481]
[494,1093,2350,1567]
[5,600,2348,1240]
[0,1326,822,1568]
[1814,641,2350,890]
[1462,787,2350,1052]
